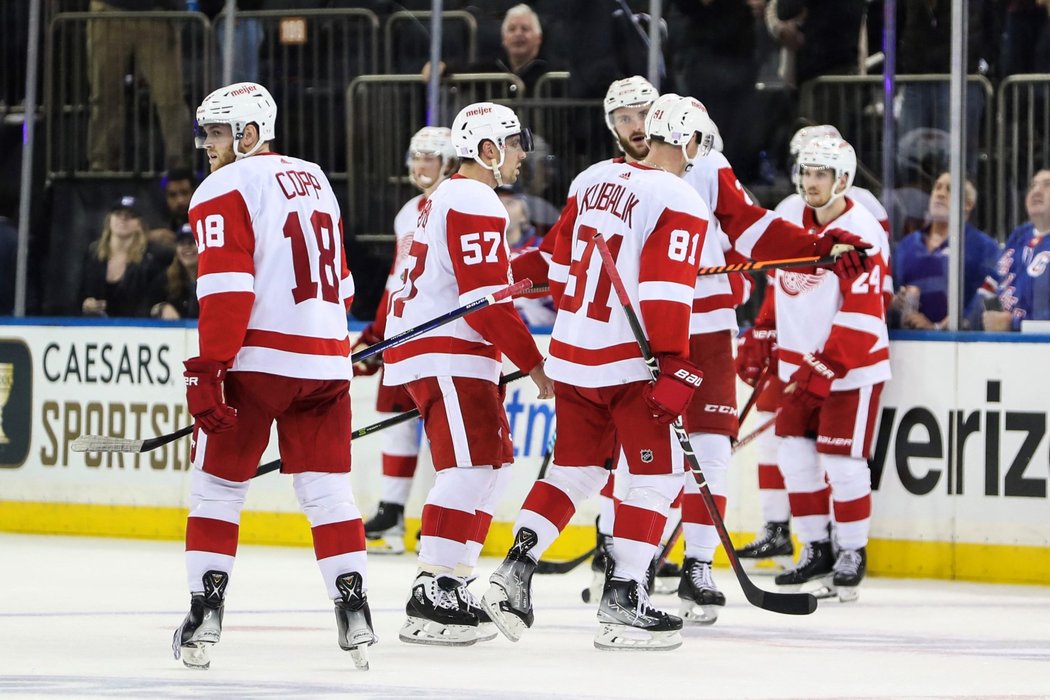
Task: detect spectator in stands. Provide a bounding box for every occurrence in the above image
[497,187,541,250]
[87,1,192,171]
[79,197,165,318]
[150,168,196,255]
[772,0,865,86]
[0,214,15,315]
[667,0,760,171]
[982,169,1050,331]
[896,0,997,177]
[1000,0,1050,76]
[203,0,265,84]
[425,4,559,96]
[149,227,199,320]
[892,172,1000,330]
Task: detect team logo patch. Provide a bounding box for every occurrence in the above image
[640,449,654,464]
[779,270,826,297]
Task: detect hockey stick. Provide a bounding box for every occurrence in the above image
[535,546,598,575]
[696,245,862,278]
[593,232,817,616]
[737,363,772,427]
[252,369,529,479]
[733,413,777,453]
[70,279,534,455]
[535,427,557,481]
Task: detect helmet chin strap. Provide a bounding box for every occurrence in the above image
[489,156,505,187]
[811,179,848,214]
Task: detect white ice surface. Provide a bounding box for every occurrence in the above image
[1,533,1048,699]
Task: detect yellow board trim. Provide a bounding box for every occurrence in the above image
[2,501,1048,586]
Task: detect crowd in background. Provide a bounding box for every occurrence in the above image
[4,0,1050,329]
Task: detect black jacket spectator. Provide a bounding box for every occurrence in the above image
[897,0,998,75]
[79,242,165,318]
[777,0,865,84]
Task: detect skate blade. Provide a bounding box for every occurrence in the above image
[481,584,527,643]
[398,616,477,647]
[581,571,604,604]
[834,585,859,603]
[365,536,405,555]
[776,573,833,593]
[340,630,378,669]
[740,555,794,575]
[177,642,213,670]
[348,645,370,670]
[678,599,720,625]
[474,622,499,642]
[652,578,679,596]
[593,623,683,651]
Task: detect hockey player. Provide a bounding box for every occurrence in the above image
[173,83,374,670]
[355,127,458,554]
[772,136,890,602]
[383,102,553,646]
[736,123,893,570]
[483,93,714,651]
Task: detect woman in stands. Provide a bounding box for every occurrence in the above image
[149,227,200,319]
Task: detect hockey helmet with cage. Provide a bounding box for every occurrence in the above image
[406,126,457,189]
[644,94,720,170]
[451,102,533,174]
[789,124,842,185]
[195,82,276,160]
[795,136,856,208]
[603,75,658,133]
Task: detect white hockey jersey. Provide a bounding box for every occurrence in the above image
[546,161,709,387]
[370,194,425,340]
[774,198,892,389]
[382,175,543,385]
[189,152,355,380]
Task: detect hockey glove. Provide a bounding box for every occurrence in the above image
[815,228,874,280]
[351,323,383,377]
[787,352,845,410]
[735,326,777,386]
[643,355,704,425]
[184,358,238,434]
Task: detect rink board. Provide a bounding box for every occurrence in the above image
[1,322,1049,585]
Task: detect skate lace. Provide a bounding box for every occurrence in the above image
[797,542,818,568]
[431,576,463,611]
[688,561,714,591]
[456,578,482,611]
[835,549,862,577]
[633,583,661,621]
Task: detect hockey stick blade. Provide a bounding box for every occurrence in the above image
[71,425,193,453]
[535,546,596,575]
[738,570,819,614]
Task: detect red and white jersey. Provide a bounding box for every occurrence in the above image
[774,198,891,390]
[546,161,709,387]
[776,190,894,301]
[189,152,354,380]
[382,175,543,385]
[371,194,425,340]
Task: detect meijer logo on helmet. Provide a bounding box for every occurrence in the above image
[465,107,493,117]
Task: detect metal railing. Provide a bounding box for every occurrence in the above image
[345,73,525,240]
[534,71,570,100]
[383,10,476,75]
[997,74,1050,237]
[800,74,995,236]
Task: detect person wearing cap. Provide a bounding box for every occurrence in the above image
[78,196,164,317]
[149,226,199,319]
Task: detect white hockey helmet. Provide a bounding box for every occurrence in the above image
[451,102,533,174]
[195,82,277,160]
[603,75,658,133]
[795,136,856,207]
[789,124,842,185]
[644,93,720,169]
[405,126,457,189]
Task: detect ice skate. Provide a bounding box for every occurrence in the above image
[581,530,614,604]
[172,570,227,670]
[774,539,834,592]
[334,572,377,670]
[652,559,682,596]
[677,558,725,624]
[482,527,539,641]
[735,521,794,573]
[364,501,405,554]
[830,546,866,603]
[400,572,478,646]
[454,577,498,642]
[594,577,683,651]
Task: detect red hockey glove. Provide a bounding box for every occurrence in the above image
[735,326,777,386]
[351,323,384,376]
[643,355,704,425]
[184,358,238,433]
[787,352,845,410]
[815,228,874,280]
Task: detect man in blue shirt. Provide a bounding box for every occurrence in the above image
[984,169,1050,331]
[892,172,1001,329]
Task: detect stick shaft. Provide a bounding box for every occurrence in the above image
[593,232,815,615]
[697,254,837,277]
